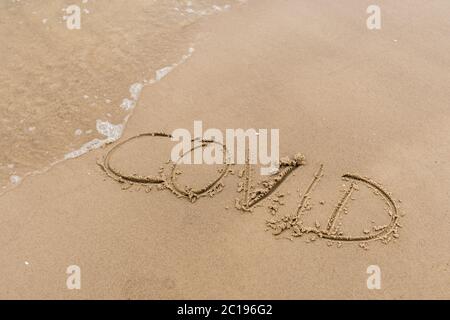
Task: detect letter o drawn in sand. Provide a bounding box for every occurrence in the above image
[167,139,231,203]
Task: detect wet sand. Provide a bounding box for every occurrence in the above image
[0,0,449,299]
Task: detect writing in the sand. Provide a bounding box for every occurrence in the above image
[98,132,402,248]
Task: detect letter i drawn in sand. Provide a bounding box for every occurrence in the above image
[325,181,356,233]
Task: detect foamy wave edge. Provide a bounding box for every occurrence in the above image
[64,46,195,160]
[0,2,244,197]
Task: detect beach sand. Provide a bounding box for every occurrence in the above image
[0,0,449,299]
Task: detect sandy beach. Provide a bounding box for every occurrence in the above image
[0,0,449,299]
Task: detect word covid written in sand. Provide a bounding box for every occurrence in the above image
[98,132,403,249]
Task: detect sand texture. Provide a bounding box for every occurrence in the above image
[0,0,449,299]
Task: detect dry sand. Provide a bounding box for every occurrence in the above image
[0,0,449,299]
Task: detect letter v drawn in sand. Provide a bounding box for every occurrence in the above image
[235,147,306,211]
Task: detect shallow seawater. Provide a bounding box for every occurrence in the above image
[0,0,245,194]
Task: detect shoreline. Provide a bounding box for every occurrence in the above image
[0,0,449,299]
[0,0,242,195]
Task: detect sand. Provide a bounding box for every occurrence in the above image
[1,0,449,299]
[0,0,237,193]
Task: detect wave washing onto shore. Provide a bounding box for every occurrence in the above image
[0,0,247,195]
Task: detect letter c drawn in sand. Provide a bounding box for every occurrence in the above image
[98,132,170,185]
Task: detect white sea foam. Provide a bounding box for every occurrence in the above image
[120,98,135,111]
[180,3,232,16]
[63,46,196,162]
[64,120,123,159]
[129,83,144,100]
[64,139,104,159]
[96,119,123,141]
[155,66,173,81]
[119,83,143,111]
[1,1,245,196]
